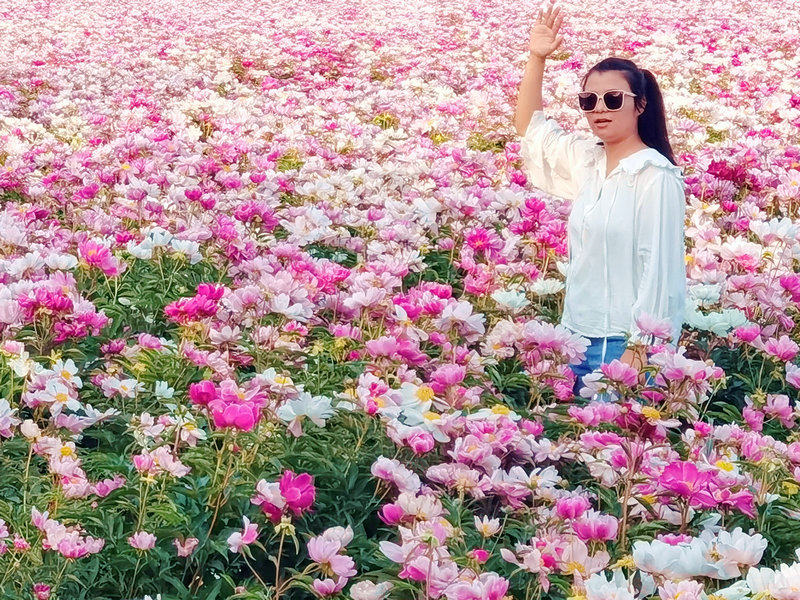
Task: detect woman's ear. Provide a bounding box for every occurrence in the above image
[637,98,647,115]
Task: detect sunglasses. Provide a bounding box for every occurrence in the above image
[577,90,637,112]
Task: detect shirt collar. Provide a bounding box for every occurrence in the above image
[591,145,684,177]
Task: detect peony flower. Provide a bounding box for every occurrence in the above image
[279,471,315,517]
[128,531,156,551]
[227,516,259,553]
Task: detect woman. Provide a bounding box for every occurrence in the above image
[514,4,686,397]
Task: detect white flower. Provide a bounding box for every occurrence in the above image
[688,283,722,307]
[491,288,530,312]
[276,392,335,437]
[713,527,768,572]
[530,278,565,296]
[44,253,79,270]
[52,358,82,388]
[154,381,175,399]
[585,569,639,600]
[169,239,203,264]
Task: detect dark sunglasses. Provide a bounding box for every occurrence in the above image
[577,90,637,112]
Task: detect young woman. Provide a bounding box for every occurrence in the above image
[514,4,687,397]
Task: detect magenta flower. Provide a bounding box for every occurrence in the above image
[279,471,315,517]
[572,511,619,542]
[658,462,716,508]
[210,400,260,431]
[32,584,51,600]
[188,380,217,405]
[555,495,591,520]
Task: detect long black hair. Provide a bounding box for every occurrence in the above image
[581,57,677,165]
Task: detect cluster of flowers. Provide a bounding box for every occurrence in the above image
[0,0,799,597]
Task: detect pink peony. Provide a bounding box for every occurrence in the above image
[128,531,156,551]
[279,471,316,517]
[227,516,259,553]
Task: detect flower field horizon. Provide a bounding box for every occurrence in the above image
[1,0,800,599]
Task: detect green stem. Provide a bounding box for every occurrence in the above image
[274,530,287,600]
[127,555,143,598]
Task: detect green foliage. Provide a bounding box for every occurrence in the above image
[466,132,508,153]
[371,112,399,130]
[276,149,305,172]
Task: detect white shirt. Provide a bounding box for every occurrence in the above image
[520,110,686,347]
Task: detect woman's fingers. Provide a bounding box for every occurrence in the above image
[552,11,564,34]
[545,4,561,30]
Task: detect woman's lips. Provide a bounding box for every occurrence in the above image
[594,120,612,127]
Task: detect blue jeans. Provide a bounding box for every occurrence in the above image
[571,336,627,397]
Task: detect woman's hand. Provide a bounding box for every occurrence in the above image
[620,346,649,385]
[529,3,565,59]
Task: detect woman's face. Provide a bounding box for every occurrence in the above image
[582,70,644,144]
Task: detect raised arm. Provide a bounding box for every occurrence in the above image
[514,4,565,137]
[515,5,595,200]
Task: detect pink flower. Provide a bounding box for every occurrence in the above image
[227,516,259,553]
[13,534,30,551]
[764,335,799,361]
[279,471,316,517]
[93,475,126,497]
[599,359,639,387]
[405,429,436,455]
[555,496,591,520]
[311,577,347,597]
[32,584,51,600]
[78,239,124,276]
[210,400,260,431]
[307,536,357,578]
[444,572,509,600]
[633,312,673,341]
[468,548,490,564]
[786,362,800,388]
[658,462,716,508]
[189,380,217,405]
[572,511,619,542]
[764,394,795,428]
[173,537,199,557]
[658,579,704,600]
[128,531,157,551]
[734,324,761,343]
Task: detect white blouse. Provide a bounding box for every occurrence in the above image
[520,110,686,349]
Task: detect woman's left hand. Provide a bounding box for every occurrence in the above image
[620,346,648,373]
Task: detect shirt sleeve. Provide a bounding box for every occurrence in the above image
[519,110,596,201]
[628,168,687,346]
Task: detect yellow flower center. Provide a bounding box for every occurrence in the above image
[491,404,510,415]
[612,555,636,569]
[715,459,735,472]
[642,407,661,421]
[415,385,435,402]
[565,561,586,576]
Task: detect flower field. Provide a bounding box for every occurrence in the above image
[1,0,800,598]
